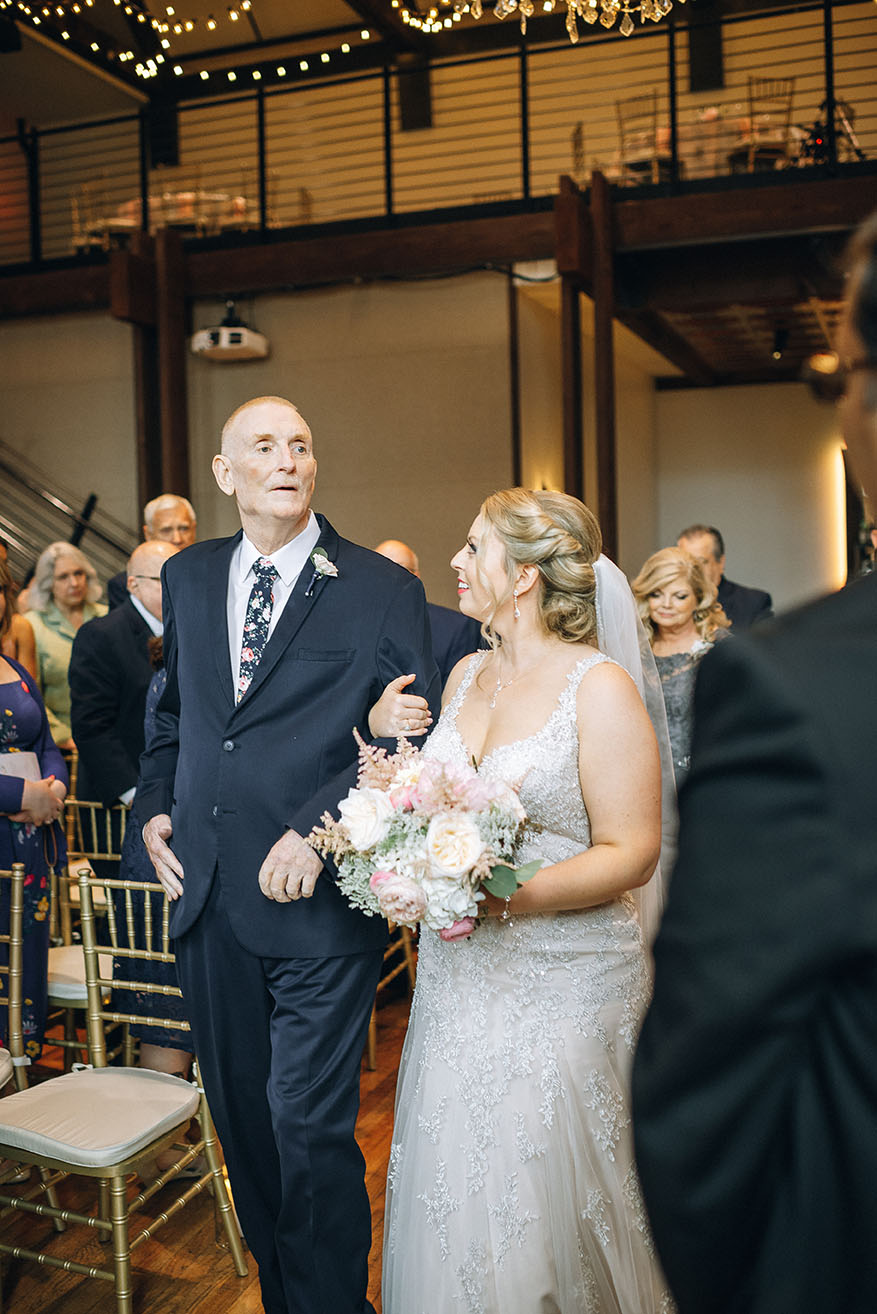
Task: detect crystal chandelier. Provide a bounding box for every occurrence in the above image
[400,1,687,42]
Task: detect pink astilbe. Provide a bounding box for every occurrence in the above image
[352,727,420,790]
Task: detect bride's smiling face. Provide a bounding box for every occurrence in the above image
[450,515,510,622]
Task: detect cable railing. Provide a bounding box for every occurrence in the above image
[0,436,137,588]
[0,1,874,270]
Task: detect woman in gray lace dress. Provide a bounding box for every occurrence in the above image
[374,490,674,1314]
[632,547,730,786]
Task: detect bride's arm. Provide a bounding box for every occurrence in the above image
[487,663,661,917]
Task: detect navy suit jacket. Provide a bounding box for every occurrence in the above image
[427,602,483,687]
[136,516,441,959]
[69,598,155,805]
[634,571,877,1314]
[717,575,773,630]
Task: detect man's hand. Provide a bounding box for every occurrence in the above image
[143,813,185,900]
[258,828,323,903]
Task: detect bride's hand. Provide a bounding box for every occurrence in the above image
[369,674,432,739]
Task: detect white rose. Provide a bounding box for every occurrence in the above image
[338,787,394,850]
[426,812,483,877]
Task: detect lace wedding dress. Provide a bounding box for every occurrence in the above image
[382,651,674,1314]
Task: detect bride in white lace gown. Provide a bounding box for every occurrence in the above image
[379,490,674,1314]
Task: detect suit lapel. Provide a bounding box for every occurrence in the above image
[208,533,241,710]
[233,517,340,711]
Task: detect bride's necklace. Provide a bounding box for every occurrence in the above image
[488,655,541,710]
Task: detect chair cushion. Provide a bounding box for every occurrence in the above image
[0,1067,199,1168]
[47,945,113,1004]
[0,1048,12,1088]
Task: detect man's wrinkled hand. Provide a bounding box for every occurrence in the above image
[258,829,323,903]
[142,813,185,900]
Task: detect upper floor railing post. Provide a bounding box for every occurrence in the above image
[257,86,268,234]
[383,64,394,217]
[668,18,680,190]
[822,0,837,172]
[137,108,150,234]
[520,43,531,201]
[18,121,41,266]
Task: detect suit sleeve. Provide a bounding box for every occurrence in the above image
[135,569,180,822]
[69,621,138,805]
[288,573,441,843]
[632,637,851,1311]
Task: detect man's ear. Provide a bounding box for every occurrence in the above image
[212,453,234,497]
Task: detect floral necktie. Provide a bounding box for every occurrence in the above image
[237,556,279,703]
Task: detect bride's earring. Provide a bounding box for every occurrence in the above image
[513,589,520,620]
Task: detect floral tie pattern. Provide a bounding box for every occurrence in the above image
[238,556,279,703]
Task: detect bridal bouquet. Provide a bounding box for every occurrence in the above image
[306,732,540,939]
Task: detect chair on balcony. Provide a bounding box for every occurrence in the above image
[616,90,674,185]
[728,76,796,173]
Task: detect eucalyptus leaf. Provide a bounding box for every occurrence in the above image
[513,859,543,884]
[482,868,519,898]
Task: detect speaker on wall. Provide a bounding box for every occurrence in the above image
[397,59,432,132]
[146,97,179,168]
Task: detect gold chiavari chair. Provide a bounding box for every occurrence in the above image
[0,869,247,1314]
[365,923,417,1070]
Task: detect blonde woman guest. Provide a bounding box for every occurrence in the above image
[632,545,730,785]
[0,559,37,680]
[25,542,106,748]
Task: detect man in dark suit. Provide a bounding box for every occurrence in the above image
[677,523,773,629]
[70,539,178,805]
[107,493,197,609]
[633,213,877,1314]
[375,537,483,685]
[139,397,440,1314]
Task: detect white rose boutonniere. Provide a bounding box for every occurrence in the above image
[305,549,339,596]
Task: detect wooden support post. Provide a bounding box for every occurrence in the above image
[590,170,617,560]
[507,272,522,487]
[154,227,190,498]
[110,233,162,510]
[560,275,583,503]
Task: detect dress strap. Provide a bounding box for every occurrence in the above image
[556,650,612,720]
[443,650,487,721]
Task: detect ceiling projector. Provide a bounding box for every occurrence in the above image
[191,301,269,361]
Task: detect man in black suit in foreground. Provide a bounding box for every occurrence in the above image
[633,214,877,1314]
[677,523,773,629]
[139,396,440,1314]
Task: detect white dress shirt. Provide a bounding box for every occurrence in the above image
[129,593,164,638]
[226,513,321,693]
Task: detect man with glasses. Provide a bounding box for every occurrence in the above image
[107,494,197,609]
[633,212,877,1314]
[70,539,179,807]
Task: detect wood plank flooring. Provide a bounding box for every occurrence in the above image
[0,995,410,1314]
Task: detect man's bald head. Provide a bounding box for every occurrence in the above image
[127,540,179,621]
[375,540,420,577]
[220,396,311,456]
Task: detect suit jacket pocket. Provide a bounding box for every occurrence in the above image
[294,648,356,662]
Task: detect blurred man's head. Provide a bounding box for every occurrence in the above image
[127,540,179,621]
[676,524,725,591]
[375,540,420,577]
[839,213,877,501]
[143,494,197,548]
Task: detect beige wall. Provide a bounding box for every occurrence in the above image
[0,310,137,526]
[655,383,847,614]
[187,273,514,609]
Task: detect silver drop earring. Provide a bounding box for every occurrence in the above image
[513,589,520,620]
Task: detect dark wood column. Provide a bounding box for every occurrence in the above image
[590,170,617,560]
[110,232,162,512]
[154,227,190,497]
[560,276,584,502]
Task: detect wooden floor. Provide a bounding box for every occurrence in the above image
[0,995,410,1314]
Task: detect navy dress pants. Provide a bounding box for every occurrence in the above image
[175,880,383,1314]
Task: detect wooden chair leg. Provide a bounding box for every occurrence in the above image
[98,1177,111,1244]
[401,926,417,992]
[108,1173,133,1314]
[365,1006,377,1071]
[198,1094,248,1276]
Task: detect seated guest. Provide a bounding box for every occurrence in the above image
[375,538,483,686]
[0,559,37,680]
[677,524,772,630]
[0,644,67,1061]
[107,494,197,609]
[25,542,106,749]
[632,546,730,786]
[69,541,177,807]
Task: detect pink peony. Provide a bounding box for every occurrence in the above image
[370,870,428,926]
[439,917,477,942]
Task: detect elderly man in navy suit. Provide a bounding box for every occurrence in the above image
[677,523,773,629]
[635,216,877,1314]
[139,396,440,1314]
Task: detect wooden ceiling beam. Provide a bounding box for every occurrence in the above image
[616,307,718,386]
[0,263,108,319]
[342,0,426,51]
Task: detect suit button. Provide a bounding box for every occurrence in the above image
[222,739,235,752]
[212,805,219,817]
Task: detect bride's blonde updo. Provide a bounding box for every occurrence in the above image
[479,488,602,644]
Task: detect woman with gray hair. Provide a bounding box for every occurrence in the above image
[24,541,105,747]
